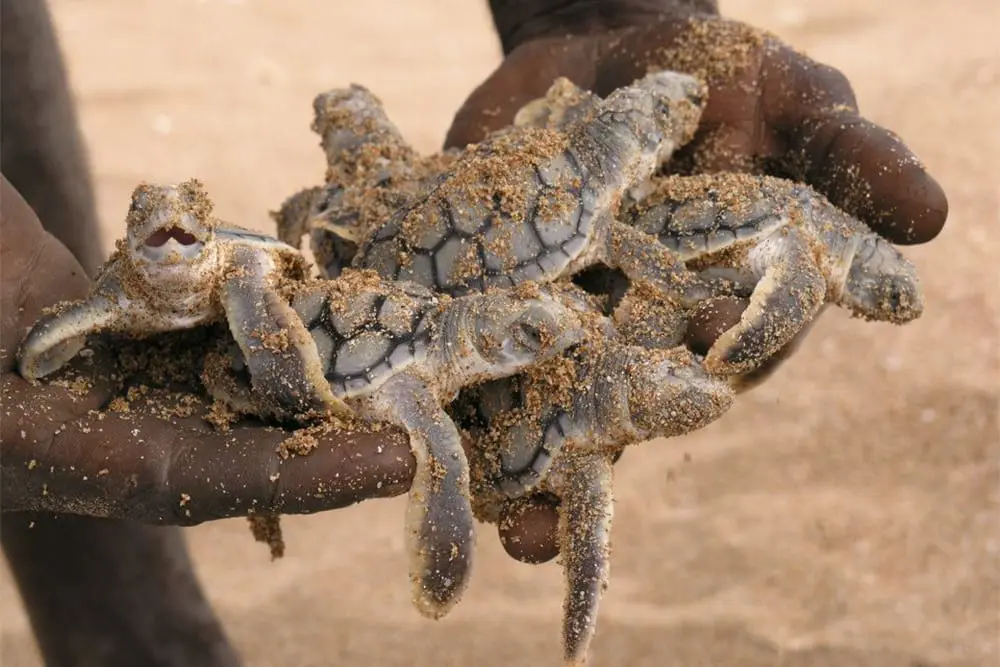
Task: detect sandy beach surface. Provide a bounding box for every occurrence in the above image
[2,0,998,665]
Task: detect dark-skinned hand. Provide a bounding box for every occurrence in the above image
[1,175,419,525]
[447,4,949,564]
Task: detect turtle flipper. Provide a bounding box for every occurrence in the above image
[270,186,323,249]
[606,221,718,308]
[312,84,413,167]
[705,236,827,376]
[16,284,124,382]
[365,371,475,620]
[558,452,615,667]
[219,246,351,419]
[513,77,601,132]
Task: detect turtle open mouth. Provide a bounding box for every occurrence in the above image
[145,226,199,247]
[141,225,204,261]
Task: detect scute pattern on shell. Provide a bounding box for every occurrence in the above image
[290,280,439,397]
[631,189,788,258]
[358,135,597,297]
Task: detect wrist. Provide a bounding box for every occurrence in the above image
[488,0,720,54]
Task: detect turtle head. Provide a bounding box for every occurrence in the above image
[625,346,734,438]
[840,234,924,324]
[443,289,586,382]
[125,179,216,278]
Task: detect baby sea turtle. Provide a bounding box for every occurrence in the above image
[203,269,588,619]
[353,70,712,306]
[15,179,353,418]
[273,77,599,281]
[459,335,735,666]
[623,172,925,375]
[272,84,458,278]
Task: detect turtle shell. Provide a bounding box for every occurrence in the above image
[625,175,799,261]
[356,129,602,296]
[289,275,439,398]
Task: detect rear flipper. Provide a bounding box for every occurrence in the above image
[220,245,351,419]
[705,238,826,376]
[557,452,615,667]
[606,221,722,309]
[366,371,476,620]
[513,77,601,132]
[17,282,124,382]
[311,84,413,168]
[270,185,323,249]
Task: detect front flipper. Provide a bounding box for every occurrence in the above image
[706,237,827,376]
[556,452,615,667]
[606,221,720,309]
[220,245,351,419]
[16,283,124,382]
[365,371,475,620]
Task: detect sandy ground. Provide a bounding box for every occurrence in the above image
[2,0,998,665]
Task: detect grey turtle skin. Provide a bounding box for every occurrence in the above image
[272,84,458,279]
[512,76,602,134]
[15,179,353,418]
[203,269,588,620]
[459,334,735,666]
[623,173,925,375]
[353,70,712,308]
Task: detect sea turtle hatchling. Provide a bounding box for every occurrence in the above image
[273,77,599,281]
[15,179,354,419]
[202,269,588,619]
[457,332,735,666]
[352,70,714,307]
[622,172,925,375]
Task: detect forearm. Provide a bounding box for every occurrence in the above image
[3,513,241,667]
[488,0,720,54]
[0,0,104,277]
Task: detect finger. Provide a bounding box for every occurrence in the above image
[1,383,415,523]
[761,46,948,245]
[685,296,750,356]
[495,446,625,566]
[444,37,600,149]
[498,493,560,564]
[1,175,93,371]
[684,296,821,390]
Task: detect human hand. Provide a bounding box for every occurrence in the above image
[1,175,415,523]
[446,2,948,563]
[448,3,947,385]
[447,7,947,246]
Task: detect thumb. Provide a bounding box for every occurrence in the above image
[1,175,93,372]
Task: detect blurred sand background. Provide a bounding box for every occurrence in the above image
[2,0,998,665]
